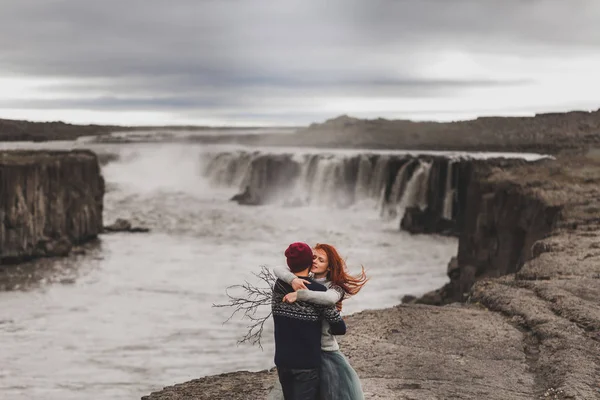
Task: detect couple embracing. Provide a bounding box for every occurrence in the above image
[269,242,368,400]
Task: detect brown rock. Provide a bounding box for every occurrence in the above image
[446,256,459,280]
[39,236,72,257]
[415,289,443,306]
[230,185,260,205]
[401,294,417,304]
[103,218,150,233]
[0,150,104,263]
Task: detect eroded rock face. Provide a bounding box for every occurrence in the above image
[0,150,104,263]
[229,154,302,205]
[406,160,562,305]
[399,159,471,236]
[400,206,456,235]
[448,179,560,303]
[229,185,260,205]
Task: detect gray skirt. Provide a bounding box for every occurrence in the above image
[267,350,364,400]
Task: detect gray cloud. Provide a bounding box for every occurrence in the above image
[0,0,599,124]
[0,76,527,108]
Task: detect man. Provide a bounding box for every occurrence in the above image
[272,242,346,400]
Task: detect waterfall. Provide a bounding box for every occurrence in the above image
[201,151,253,187]
[308,156,338,205]
[369,156,390,199]
[442,160,454,220]
[198,149,465,234]
[380,159,415,219]
[199,150,463,231]
[200,150,438,213]
[398,161,430,211]
[354,155,373,201]
[288,154,313,205]
[416,161,433,211]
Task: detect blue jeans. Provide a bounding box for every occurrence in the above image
[277,367,320,400]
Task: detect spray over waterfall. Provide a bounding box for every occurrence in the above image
[200,150,469,232]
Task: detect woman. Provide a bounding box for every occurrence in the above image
[268,243,368,400]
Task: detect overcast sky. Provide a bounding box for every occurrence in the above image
[1,0,600,126]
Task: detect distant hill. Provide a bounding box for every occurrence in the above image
[280,110,600,153]
[0,118,294,142]
[2,109,600,153]
[0,119,114,141]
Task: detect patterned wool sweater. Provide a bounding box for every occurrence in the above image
[273,266,345,352]
[271,277,346,369]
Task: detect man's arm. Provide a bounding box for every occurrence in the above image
[304,281,327,292]
[281,279,327,305]
[319,306,346,335]
[273,266,311,291]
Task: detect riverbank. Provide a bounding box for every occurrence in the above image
[143,150,600,399]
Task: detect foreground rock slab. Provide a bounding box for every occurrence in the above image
[143,304,536,400]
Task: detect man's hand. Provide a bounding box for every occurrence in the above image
[291,278,310,291]
[282,292,298,304]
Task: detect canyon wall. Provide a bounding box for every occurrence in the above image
[414,159,564,304]
[0,150,104,263]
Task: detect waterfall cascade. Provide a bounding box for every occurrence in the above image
[201,150,467,231]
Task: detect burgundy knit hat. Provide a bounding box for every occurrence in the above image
[284,242,313,273]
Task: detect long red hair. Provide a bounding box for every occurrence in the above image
[314,243,368,298]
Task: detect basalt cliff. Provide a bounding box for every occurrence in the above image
[0,150,104,263]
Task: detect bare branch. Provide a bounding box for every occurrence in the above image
[212,265,277,349]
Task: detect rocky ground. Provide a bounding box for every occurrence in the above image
[144,305,538,400]
[143,150,600,399]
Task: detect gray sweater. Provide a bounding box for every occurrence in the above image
[273,266,345,352]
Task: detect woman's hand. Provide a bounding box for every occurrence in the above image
[283,292,298,304]
[291,278,310,291]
